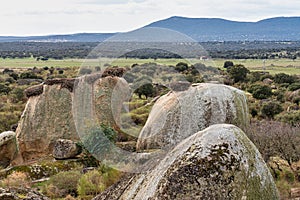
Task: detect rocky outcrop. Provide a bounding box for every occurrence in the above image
[52,139,82,160]
[94,124,279,200]
[0,187,50,200]
[13,76,128,165]
[137,83,249,151]
[73,76,129,137]
[13,83,77,165]
[0,131,18,168]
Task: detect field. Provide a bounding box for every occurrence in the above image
[0,57,300,75]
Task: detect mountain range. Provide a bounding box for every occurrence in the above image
[1,16,300,42]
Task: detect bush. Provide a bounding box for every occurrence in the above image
[174,62,188,72]
[0,171,30,188]
[261,101,283,119]
[79,68,92,75]
[0,84,11,95]
[44,170,81,198]
[288,82,300,91]
[248,84,272,99]
[20,72,38,79]
[77,170,105,198]
[276,111,300,126]
[274,73,296,84]
[227,64,249,83]
[78,165,121,199]
[248,71,262,83]
[223,61,234,69]
[82,124,117,159]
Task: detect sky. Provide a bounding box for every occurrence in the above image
[1,0,300,36]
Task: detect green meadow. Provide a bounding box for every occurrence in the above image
[0,57,299,75]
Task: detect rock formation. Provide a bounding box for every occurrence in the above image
[94,124,279,200]
[52,139,82,160]
[73,75,129,138]
[137,83,249,151]
[13,81,77,165]
[12,76,128,165]
[0,131,17,168]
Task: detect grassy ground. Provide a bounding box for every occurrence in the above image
[0,57,300,75]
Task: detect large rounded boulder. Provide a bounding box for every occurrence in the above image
[0,131,18,168]
[137,83,249,151]
[95,124,279,200]
[13,81,77,164]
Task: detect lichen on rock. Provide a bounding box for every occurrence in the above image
[94,124,279,200]
[0,131,18,168]
[13,84,77,165]
[137,83,249,151]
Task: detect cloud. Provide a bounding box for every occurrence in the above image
[0,0,299,35]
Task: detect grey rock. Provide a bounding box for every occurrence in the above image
[94,124,279,200]
[0,131,17,168]
[137,83,249,151]
[53,139,82,159]
[13,84,78,165]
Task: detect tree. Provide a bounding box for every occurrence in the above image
[223,61,234,69]
[135,83,155,99]
[0,84,11,95]
[175,62,188,72]
[20,72,38,79]
[261,101,283,119]
[248,84,273,100]
[228,64,249,83]
[274,73,296,84]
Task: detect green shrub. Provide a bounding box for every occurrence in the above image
[248,84,272,99]
[0,84,11,95]
[82,124,117,159]
[261,101,283,119]
[248,71,262,83]
[288,82,300,91]
[44,170,81,198]
[285,170,295,183]
[77,165,121,199]
[223,61,234,69]
[274,73,296,84]
[276,111,300,126]
[175,62,188,72]
[20,72,38,79]
[79,68,92,75]
[227,64,249,83]
[77,170,105,198]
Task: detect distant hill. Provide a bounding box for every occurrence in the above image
[145,16,300,41]
[0,33,114,42]
[0,16,300,42]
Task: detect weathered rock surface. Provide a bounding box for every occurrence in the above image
[13,76,129,165]
[137,83,249,151]
[0,131,17,168]
[0,187,50,200]
[73,76,129,136]
[94,124,279,200]
[13,83,77,165]
[52,139,82,159]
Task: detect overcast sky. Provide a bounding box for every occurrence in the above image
[1,0,300,36]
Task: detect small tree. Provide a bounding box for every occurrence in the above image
[261,101,283,119]
[175,62,188,72]
[228,64,249,83]
[223,61,234,69]
[135,83,154,99]
[248,84,273,100]
[274,73,296,84]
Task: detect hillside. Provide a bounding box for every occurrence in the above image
[146,16,300,41]
[0,16,300,42]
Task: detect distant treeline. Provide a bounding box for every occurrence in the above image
[0,41,299,60]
